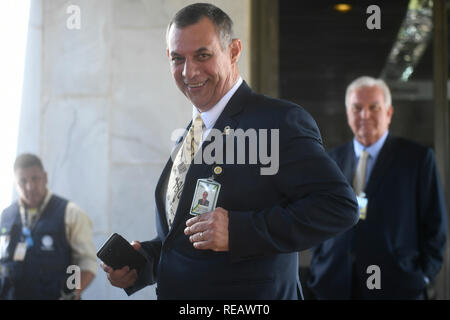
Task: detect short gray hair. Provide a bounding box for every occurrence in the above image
[166,3,235,50]
[345,76,392,109]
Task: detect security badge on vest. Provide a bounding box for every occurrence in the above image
[9,230,31,263]
[0,229,10,261]
[0,226,55,263]
[0,228,30,262]
[10,235,54,262]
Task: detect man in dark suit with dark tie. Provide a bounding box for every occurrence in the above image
[101,3,358,299]
[307,76,448,299]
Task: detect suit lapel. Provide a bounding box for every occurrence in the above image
[340,142,356,184]
[154,123,191,236]
[339,136,395,196]
[365,135,395,196]
[165,81,251,237]
[154,158,173,236]
[193,80,249,178]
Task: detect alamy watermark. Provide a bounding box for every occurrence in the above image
[66,265,81,290]
[172,128,280,176]
[66,4,81,30]
[366,5,381,30]
[65,4,381,31]
[366,265,381,290]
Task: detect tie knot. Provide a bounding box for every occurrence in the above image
[360,150,369,160]
[193,114,204,129]
[192,114,204,142]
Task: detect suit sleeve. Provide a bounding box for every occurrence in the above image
[418,148,448,281]
[124,238,162,296]
[228,106,359,262]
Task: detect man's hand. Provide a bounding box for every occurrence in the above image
[184,207,229,251]
[100,241,141,289]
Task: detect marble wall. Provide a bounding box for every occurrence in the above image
[18,0,250,299]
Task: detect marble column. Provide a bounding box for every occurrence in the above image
[18,0,250,299]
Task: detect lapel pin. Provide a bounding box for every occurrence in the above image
[223,126,231,135]
[213,166,223,176]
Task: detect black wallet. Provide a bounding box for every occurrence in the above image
[97,233,146,271]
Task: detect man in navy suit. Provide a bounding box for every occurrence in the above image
[308,76,448,299]
[101,3,358,299]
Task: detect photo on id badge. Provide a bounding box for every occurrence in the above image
[190,179,221,216]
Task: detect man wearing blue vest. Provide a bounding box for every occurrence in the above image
[0,153,98,300]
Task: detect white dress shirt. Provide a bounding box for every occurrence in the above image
[192,77,243,143]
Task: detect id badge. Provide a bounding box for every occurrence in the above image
[190,178,221,216]
[356,193,368,220]
[0,235,10,260]
[13,242,27,261]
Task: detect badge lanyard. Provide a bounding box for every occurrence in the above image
[11,207,36,261]
[21,209,34,248]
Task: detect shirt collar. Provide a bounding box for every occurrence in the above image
[192,77,243,129]
[19,190,52,214]
[353,130,389,159]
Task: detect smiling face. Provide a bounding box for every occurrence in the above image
[15,165,48,209]
[346,85,394,147]
[167,17,241,112]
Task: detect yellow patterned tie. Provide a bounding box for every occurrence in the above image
[353,150,369,196]
[166,115,204,228]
